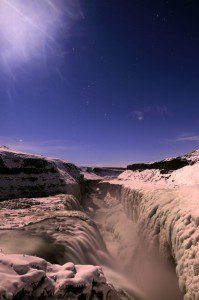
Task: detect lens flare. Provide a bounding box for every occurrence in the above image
[0,0,82,75]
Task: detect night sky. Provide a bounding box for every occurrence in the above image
[0,0,199,165]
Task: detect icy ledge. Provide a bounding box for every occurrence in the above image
[0,254,117,300]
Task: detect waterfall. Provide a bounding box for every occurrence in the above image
[0,182,183,300]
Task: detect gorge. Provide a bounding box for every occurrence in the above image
[0,146,198,299]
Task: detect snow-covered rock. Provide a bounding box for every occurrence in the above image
[181,149,199,164]
[0,194,83,229]
[0,146,82,200]
[0,254,118,299]
[127,149,199,173]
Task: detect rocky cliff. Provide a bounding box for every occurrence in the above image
[0,146,82,200]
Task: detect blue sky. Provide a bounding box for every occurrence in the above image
[0,0,199,166]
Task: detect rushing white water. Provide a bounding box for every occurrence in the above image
[82,189,183,300]
[0,188,183,300]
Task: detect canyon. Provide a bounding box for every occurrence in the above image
[0,146,199,299]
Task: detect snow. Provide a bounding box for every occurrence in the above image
[81,171,103,180]
[169,163,199,186]
[116,161,199,189]
[0,194,83,229]
[181,149,199,163]
[0,253,115,299]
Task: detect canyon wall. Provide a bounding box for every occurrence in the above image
[98,177,199,299]
[0,147,82,200]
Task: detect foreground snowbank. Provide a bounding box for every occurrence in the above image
[0,254,117,299]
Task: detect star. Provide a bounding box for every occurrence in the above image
[104,113,111,119]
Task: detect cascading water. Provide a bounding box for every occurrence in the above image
[20,216,143,299]
[0,181,183,300]
[80,181,183,300]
